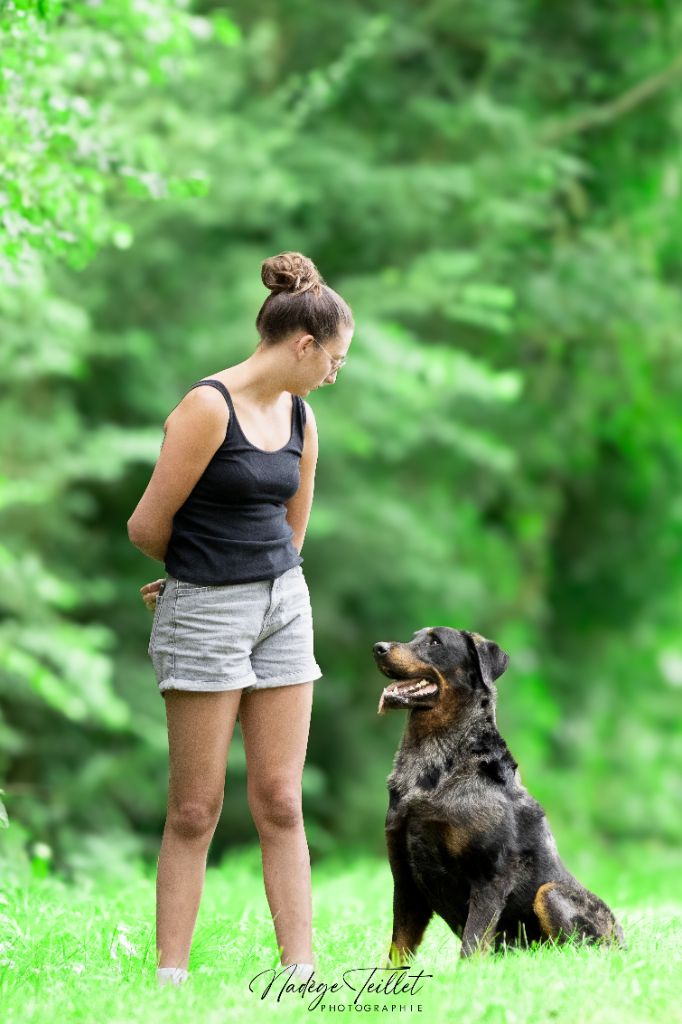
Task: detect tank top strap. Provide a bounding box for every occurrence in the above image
[292,394,306,446]
[188,379,235,414]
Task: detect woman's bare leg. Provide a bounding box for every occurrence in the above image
[156,689,243,969]
[238,682,314,966]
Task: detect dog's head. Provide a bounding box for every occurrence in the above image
[373,627,509,715]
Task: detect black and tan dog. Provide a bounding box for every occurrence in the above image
[373,627,624,961]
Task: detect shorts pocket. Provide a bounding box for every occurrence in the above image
[176,582,220,596]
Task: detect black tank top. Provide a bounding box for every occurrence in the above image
[164,379,306,584]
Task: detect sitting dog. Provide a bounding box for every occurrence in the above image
[373,627,625,960]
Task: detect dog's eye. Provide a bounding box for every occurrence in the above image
[428,635,442,646]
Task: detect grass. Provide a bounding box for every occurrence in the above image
[0,842,680,1023]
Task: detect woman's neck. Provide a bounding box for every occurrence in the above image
[222,348,290,408]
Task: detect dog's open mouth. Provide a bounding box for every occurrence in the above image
[377,673,439,714]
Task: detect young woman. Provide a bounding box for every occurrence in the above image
[127,252,354,987]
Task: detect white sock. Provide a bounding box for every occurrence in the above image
[283,962,315,982]
[157,966,189,987]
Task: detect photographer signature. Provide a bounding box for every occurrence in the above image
[249,964,432,1011]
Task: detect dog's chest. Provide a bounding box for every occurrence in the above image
[386,757,469,829]
[386,770,490,930]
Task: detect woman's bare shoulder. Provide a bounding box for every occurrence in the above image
[164,379,230,433]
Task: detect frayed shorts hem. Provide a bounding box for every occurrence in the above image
[248,665,323,690]
[159,674,256,693]
[158,665,323,694]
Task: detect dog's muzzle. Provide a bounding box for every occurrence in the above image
[373,642,440,714]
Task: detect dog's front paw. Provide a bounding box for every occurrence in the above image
[460,936,491,959]
[385,942,411,970]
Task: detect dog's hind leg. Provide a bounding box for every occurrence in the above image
[533,881,625,947]
[385,827,433,967]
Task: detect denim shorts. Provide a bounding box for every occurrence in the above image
[147,564,323,694]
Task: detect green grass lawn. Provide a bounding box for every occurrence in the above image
[0,843,680,1023]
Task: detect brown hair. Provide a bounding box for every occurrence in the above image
[256,251,354,345]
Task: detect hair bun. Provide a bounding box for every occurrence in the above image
[261,252,323,296]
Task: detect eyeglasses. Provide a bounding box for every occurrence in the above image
[313,337,347,372]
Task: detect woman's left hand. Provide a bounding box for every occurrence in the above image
[140,578,165,612]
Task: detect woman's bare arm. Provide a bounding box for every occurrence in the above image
[284,400,319,554]
[127,387,229,562]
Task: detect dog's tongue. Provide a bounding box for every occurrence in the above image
[377,679,437,714]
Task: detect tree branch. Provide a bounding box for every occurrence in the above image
[541,52,682,144]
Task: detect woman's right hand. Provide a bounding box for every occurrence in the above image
[140,578,165,612]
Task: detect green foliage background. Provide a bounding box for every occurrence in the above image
[1,0,681,888]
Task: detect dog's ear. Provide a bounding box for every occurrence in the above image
[463,631,509,687]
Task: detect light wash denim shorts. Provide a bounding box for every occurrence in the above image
[147,564,323,694]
